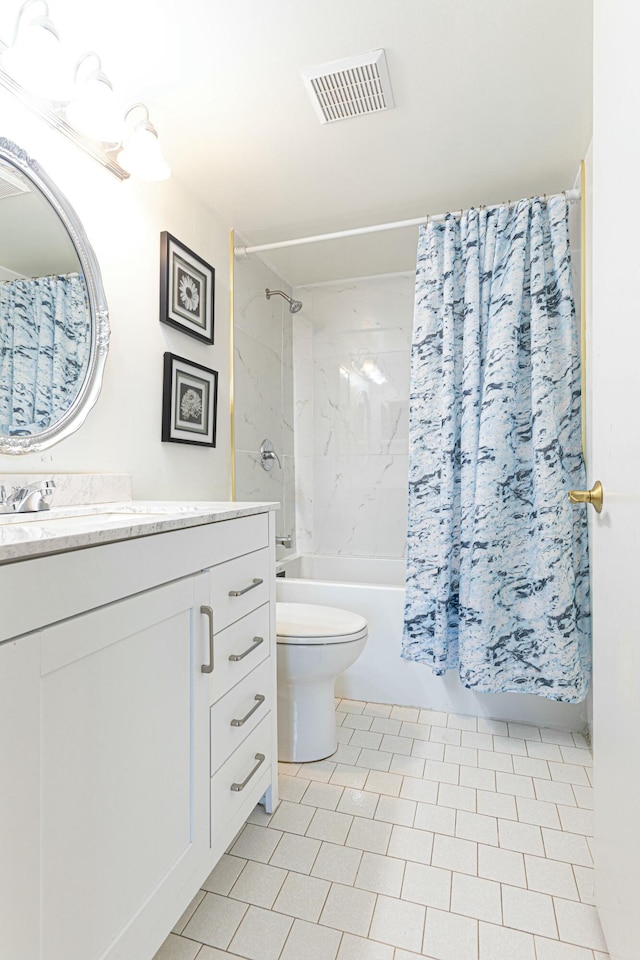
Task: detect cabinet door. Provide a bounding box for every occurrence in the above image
[0,634,40,960]
[39,574,212,960]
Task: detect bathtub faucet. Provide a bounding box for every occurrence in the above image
[276,534,293,549]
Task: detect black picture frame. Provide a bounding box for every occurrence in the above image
[162,352,218,447]
[160,231,215,343]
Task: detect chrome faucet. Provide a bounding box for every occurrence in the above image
[0,479,56,514]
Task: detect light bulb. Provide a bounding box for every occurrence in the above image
[66,74,123,144]
[2,17,71,102]
[353,358,386,384]
[118,121,170,181]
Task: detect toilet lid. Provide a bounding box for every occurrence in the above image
[276,602,368,645]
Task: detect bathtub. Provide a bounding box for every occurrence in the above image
[275,554,587,730]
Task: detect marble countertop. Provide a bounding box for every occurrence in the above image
[0,500,279,564]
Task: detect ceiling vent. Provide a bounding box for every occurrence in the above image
[301,49,395,124]
[0,168,29,201]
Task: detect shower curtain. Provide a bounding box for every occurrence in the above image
[402,196,590,702]
[0,272,89,434]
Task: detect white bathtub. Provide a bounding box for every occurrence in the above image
[275,554,587,731]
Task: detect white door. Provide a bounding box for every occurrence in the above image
[591,3,640,957]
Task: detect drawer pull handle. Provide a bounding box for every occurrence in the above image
[231,694,266,728]
[229,578,263,597]
[231,753,266,792]
[229,636,264,662]
[200,605,214,674]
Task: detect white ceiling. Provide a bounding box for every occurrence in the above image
[1,1,593,285]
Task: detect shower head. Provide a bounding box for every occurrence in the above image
[265,288,303,314]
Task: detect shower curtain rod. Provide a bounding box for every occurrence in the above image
[234,187,580,258]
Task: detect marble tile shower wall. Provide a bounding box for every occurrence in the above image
[293,275,415,558]
[234,255,295,560]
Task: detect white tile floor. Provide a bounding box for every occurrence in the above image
[155,700,608,960]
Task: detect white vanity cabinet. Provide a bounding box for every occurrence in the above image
[0,505,278,960]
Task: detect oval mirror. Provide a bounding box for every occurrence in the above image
[0,138,109,454]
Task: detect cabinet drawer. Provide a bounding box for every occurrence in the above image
[210,658,272,774]
[209,603,270,704]
[207,513,269,565]
[211,714,272,831]
[210,548,270,633]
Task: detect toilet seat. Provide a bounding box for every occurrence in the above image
[276,602,368,645]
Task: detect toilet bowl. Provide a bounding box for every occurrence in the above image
[276,601,368,763]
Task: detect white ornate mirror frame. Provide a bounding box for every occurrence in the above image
[0,137,109,454]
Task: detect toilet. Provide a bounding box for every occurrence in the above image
[276,602,368,763]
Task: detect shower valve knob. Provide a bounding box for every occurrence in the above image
[260,439,281,471]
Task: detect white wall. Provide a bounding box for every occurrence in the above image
[0,89,232,500]
[293,273,414,557]
[233,252,295,558]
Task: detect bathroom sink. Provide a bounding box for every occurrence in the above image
[0,502,212,527]
[18,512,168,525]
[0,501,275,563]
[0,511,169,530]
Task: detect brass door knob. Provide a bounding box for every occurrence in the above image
[568,480,603,513]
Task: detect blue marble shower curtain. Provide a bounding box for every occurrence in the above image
[0,272,89,434]
[402,196,591,702]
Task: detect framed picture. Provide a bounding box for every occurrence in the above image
[162,352,218,447]
[160,231,215,343]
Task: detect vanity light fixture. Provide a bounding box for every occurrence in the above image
[1,0,70,102]
[0,2,170,182]
[118,104,170,181]
[65,53,124,145]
